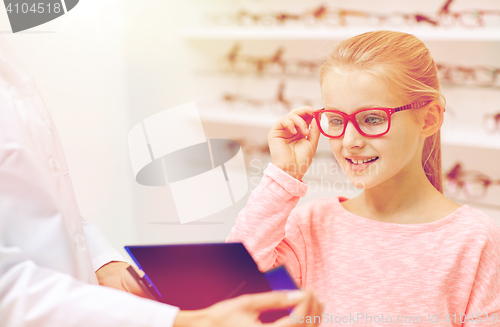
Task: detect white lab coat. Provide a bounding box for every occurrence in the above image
[0,40,179,326]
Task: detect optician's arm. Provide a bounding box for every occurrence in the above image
[83,220,128,272]
[0,252,180,327]
[0,150,321,327]
[1,213,321,327]
[82,221,148,297]
[1,211,320,327]
[0,142,180,327]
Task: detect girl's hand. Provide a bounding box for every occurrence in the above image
[268,106,320,180]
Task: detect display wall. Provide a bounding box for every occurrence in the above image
[3,0,499,257]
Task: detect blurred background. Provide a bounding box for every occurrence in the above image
[1,0,499,259]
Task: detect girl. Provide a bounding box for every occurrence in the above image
[227,31,500,326]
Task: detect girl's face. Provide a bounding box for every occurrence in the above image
[321,70,424,190]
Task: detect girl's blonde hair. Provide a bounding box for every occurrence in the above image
[319,30,445,193]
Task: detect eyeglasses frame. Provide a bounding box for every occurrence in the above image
[313,101,430,138]
[484,112,500,133]
[445,163,500,200]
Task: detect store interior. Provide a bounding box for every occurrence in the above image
[4,0,500,257]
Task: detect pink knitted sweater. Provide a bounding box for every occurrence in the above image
[226,163,500,326]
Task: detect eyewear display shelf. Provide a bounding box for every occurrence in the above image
[182,27,500,42]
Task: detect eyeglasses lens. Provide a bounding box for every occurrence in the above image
[486,115,497,132]
[485,114,500,133]
[459,12,481,27]
[463,178,487,198]
[318,109,389,137]
[319,112,344,137]
[475,67,495,86]
[450,67,474,85]
[445,178,460,194]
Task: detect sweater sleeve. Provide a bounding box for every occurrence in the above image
[463,220,500,326]
[226,163,308,287]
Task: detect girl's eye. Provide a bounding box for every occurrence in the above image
[329,118,344,125]
[365,115,385,124]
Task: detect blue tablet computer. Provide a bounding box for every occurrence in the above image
[125,242,298,322]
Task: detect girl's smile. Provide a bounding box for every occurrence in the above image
[345,155,380,171]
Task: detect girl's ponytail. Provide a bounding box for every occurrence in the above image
[422,131,443,193]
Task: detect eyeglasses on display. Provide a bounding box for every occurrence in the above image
[485,113,500,133]
[438,0,500,28]
[202,0,500,28]
[444,162,500,200]
[220,44,322,77]
[204,7,438,28]
[218,47,500,88]
[313,102,430,138]
[437,63,500,88]
[223,80,320,113]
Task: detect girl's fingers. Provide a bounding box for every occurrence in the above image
[270,117,298,140]
[278,117,297,134]
[270,107,320,143]
[288,113,309,136]
[306,118,321,149]
[289,106,317,125]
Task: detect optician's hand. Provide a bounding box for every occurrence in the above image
[174,289,323,327]
[95,261,147,298]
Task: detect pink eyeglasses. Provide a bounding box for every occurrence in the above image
[313,102,430,138]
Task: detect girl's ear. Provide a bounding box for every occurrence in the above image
[420,100,445,137]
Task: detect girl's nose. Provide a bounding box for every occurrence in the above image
[342,120,365,149]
